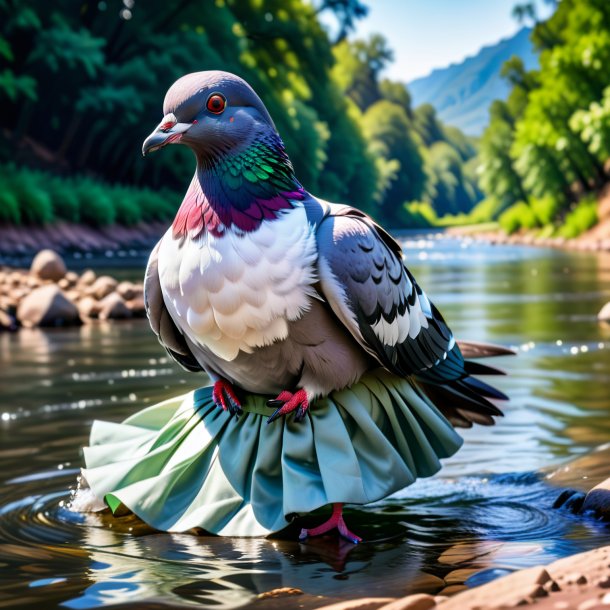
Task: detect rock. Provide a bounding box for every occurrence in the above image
[126,296,146,317]
[257,587,303,600]
[116,281,137,301]
[98,292,132,320]
[0,309,16,331]
[78,296,100,319]
[437,566,555,610]
[16,285,81,327]
[30,249,66,282]
[58,278,70,290]
[314,599,394,610]
[64,271,79,287]
[443,569,478,586]
[379,593,436,610]
[598,302,610,322]
[78,269,96,287]
[581,477,610,520]
[90,275,118,300]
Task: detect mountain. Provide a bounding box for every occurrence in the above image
[407,28,538,136]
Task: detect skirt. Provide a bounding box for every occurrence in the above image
[81,369,463,536]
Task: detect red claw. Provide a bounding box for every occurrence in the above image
[212,379,242,417]
[266,388,309,424]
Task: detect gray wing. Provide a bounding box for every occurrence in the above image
[315,207,455,376]
[144,242,202,372]
[315,206,509,428]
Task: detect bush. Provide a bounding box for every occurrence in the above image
[499,201,538,234]
[529,195,561,225]
[402,201,438,228]
[559,196,598,239]
[0,164,180,227]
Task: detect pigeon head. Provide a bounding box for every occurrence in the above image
[142,71,276,161]
[143,70,304,239]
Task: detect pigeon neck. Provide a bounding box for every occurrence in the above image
[172,133,304,240]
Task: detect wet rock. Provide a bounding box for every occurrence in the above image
[98,292,132,320]
[0,309,17,331]
[553,489,586,513]
[78,269,97,287]
[437,585,467,596]
[438,566,555,610]
[315,599,394,610]
[78,296,100,319]
[90,276,118,300]
[64,271,79,287]
[116,281,137,301]
[409,573,445,594]
[30,249,66,282]
[379,594,436,610]
[17,285,81,327]
[598,302,610,322]
[126,296,146,317]
[257,587,303,600]
[581,477,610,520]
[443,569,479,586]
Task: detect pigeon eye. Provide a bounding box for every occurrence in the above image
[206,93,226,114]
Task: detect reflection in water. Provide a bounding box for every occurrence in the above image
[1,237,610,609]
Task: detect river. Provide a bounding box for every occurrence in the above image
[1,235,609,609]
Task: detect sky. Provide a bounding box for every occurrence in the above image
[321,0,554,83]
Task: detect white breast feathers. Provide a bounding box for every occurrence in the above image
[157,205,318,361]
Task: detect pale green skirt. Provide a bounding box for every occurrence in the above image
[82,370,462,536]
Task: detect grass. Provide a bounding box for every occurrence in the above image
[0,164,179,226]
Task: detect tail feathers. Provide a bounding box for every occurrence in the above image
[416,339,513,429]
[457,340,516,359]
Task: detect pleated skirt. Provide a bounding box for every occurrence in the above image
[82,370,462,536]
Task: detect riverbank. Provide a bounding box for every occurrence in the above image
[0,249,145,330]
[317,544,610,610]
[0,221,166,259]
[447,192,610,252]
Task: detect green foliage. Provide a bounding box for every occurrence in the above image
[478,0,610,234]
[499,201,538,234]
[529,195,561,225]
[558,196,598,238]
[403,201,437,228]
[0,165,181,227]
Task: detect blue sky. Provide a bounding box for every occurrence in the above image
[321,0,553,82]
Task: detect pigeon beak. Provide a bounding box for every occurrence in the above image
[142,115,193,156]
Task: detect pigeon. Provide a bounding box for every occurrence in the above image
[141,71,510,543]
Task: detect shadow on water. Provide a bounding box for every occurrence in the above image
[1,236,610,608]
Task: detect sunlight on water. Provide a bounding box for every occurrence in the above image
[1,236,609,608]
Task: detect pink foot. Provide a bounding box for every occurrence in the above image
[266,388,309,424]
[299,503,362,544]
[212,379,242,417]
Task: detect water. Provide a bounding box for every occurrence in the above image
[1,235,610,609]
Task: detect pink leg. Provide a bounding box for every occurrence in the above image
[266,388,309,424]
[212,379,242,417]
[299,503,362,544]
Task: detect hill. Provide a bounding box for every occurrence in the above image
[407,28,538,136]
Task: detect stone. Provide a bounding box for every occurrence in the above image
[0,309,16,331]
[379,593,436,610]
[116,281,137,301]
[90,276,118,300]
[78,296,100,319]
[30,249,66,282]
[58,278,70,290]
[437,566,555,610]
[98,292,132,320]
[581,477,610,520]
[443,569,479,586]
[16,285,81,327]
[64,271,79,287]
[257,587,303,600]
[598,302,610,322]
[314,599,394,610]
[78,269,96,286]
[126,296,146,317]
